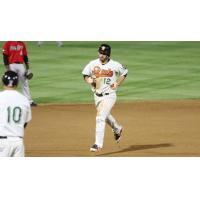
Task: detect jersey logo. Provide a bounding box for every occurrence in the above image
[9,45,23,51]
[93,66,113,77]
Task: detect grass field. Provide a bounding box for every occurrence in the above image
[0,41,200,103]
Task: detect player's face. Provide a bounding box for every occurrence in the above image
[98,53,108,63]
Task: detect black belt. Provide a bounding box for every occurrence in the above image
[95,93,109,97]
[0,136,23,139]
[13,62,22,64]
[0,136,7,139]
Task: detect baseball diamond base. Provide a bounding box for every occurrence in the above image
[25,100,200,156]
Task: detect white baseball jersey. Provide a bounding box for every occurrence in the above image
[82,58,128,94]
[0,90,32,138]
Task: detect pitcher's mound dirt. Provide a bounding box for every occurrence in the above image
[25,100,200,156]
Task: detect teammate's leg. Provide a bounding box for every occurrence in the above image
[9,64,33,103]
[18,64,33,103]
[21,78,32,103]
[9,64,18,73]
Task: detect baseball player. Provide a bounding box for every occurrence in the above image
[2,41,37,106]
[82,44,128,152]
[37,41,63,47]
[0,71,32,157]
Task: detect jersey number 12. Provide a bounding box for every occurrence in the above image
[104,78,111,85]
[7,106,22,123]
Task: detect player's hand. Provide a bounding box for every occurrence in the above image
[86,76,96,88]
[86,77,94,84]
[111,82,119,90]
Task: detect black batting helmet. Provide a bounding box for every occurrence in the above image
[98,44,111,57]
[2,71,18,87]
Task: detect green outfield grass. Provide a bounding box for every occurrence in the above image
[0,41,200,103]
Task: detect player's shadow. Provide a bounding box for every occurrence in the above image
[97,143,173,156]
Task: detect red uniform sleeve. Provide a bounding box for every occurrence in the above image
[22,42,28,55]
[2,42,10,55]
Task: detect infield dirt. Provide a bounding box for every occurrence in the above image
[25,100,200,156]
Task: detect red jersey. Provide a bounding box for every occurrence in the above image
[2,41,28,64]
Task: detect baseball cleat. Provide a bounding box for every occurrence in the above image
[113,126,123,143]
[90,144,101,152]
[31,102,37,107]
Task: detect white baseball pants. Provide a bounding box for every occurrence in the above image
[94,92,122,148]
[0,137,24,157]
